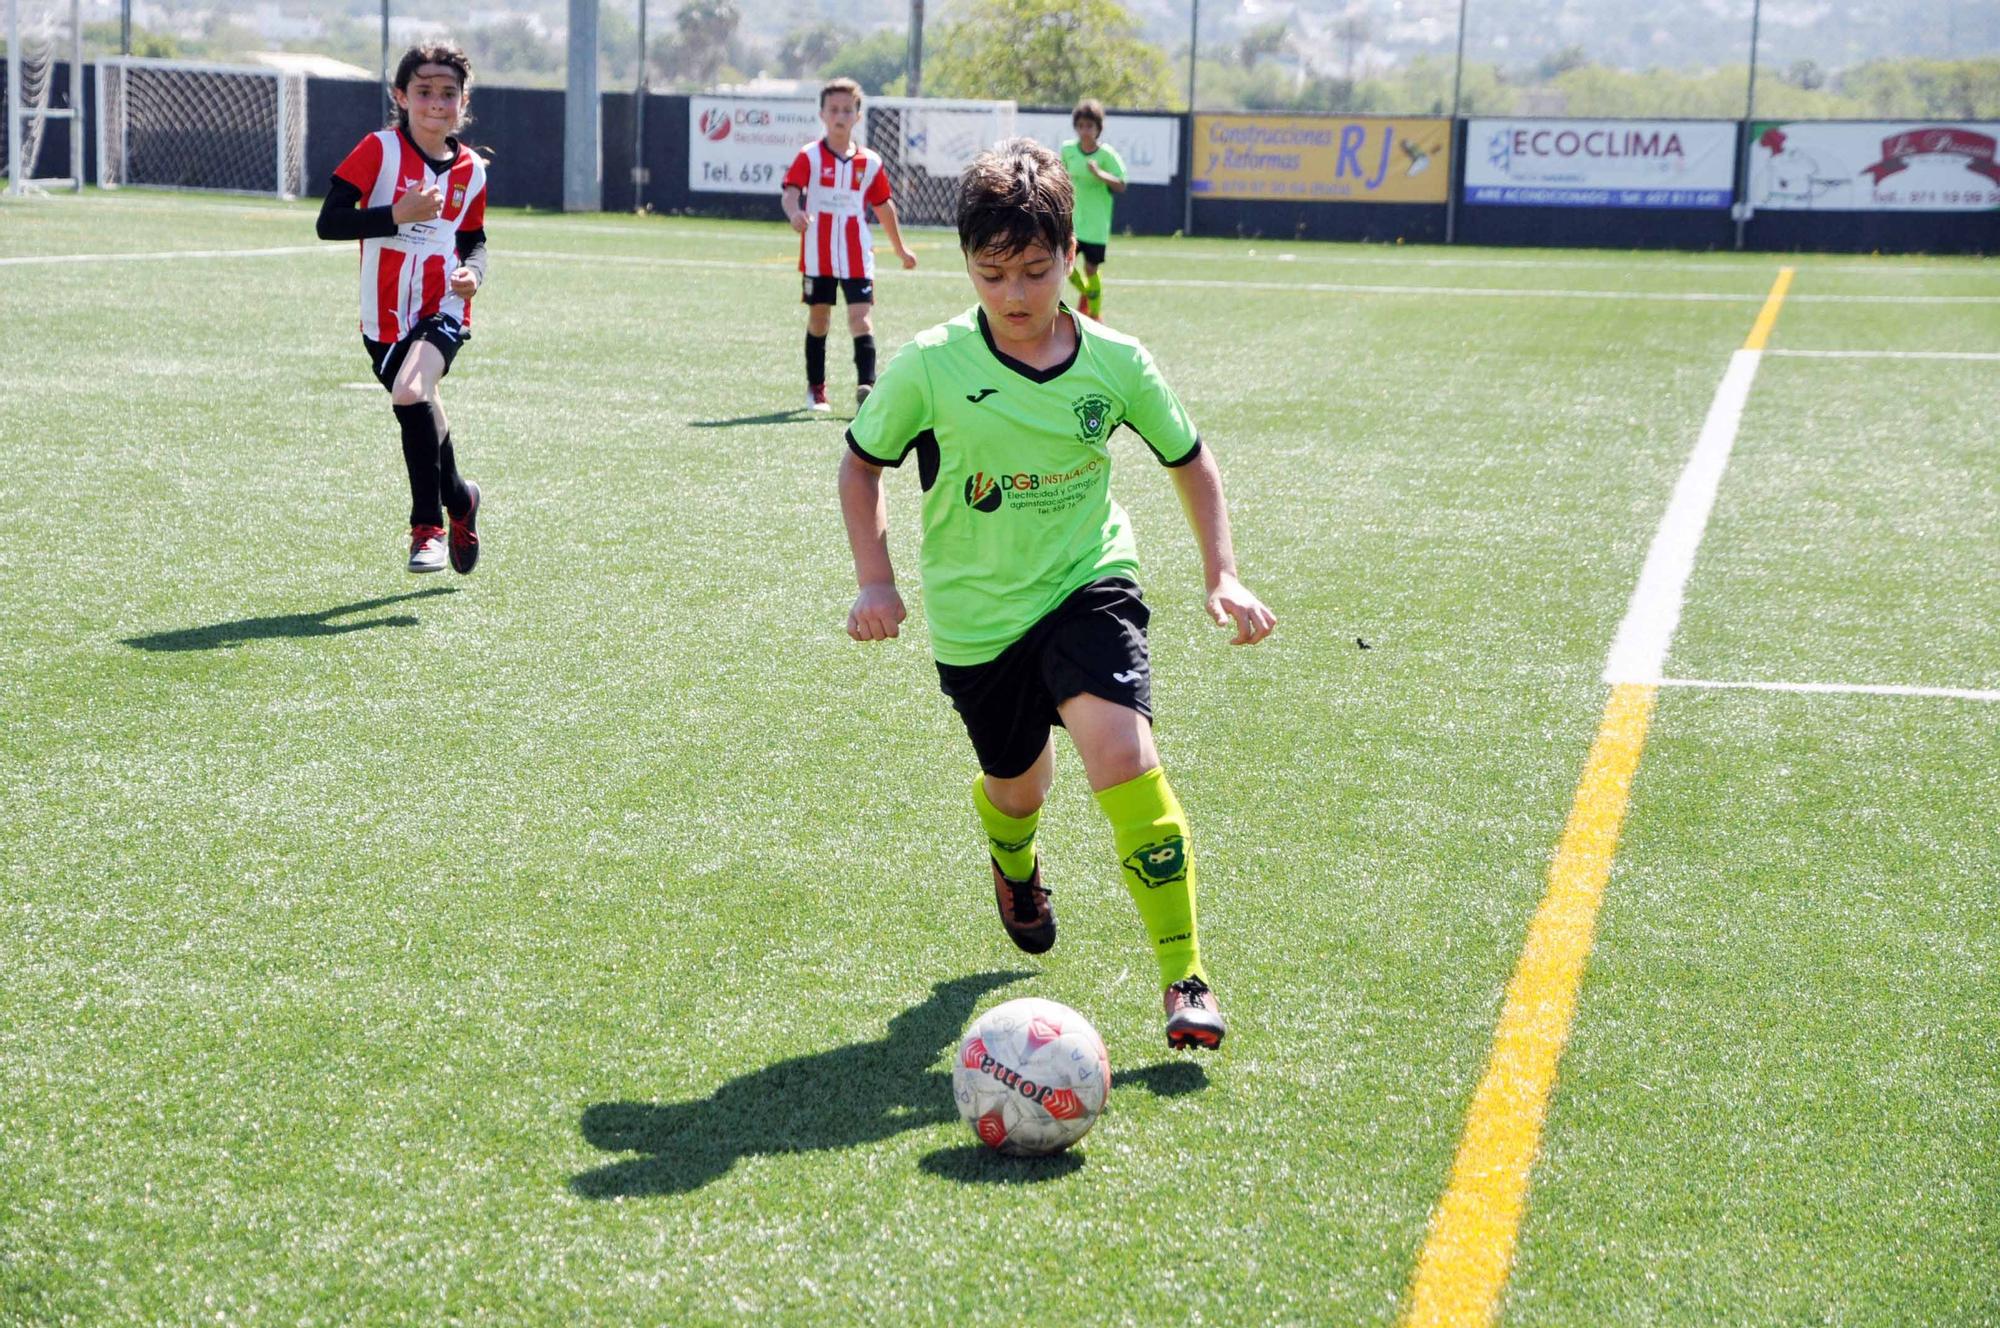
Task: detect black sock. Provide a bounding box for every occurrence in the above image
[805,332,828,387]
[438,434,471,520]
[853,334,877,385]
[392,401,443,527]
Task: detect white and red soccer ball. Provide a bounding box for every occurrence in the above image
[953,997,1110,1156]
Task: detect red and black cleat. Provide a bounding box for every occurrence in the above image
[448,479,480,575]
[1164,976,1227,1050]
[991,858,1056,955]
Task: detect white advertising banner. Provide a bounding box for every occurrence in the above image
[1465,118,1736,209]
[1016,111,1180,185]
[688,95,820,194]
[1748,121,2000,211]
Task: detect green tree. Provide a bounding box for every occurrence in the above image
[925,0,1175,108]
[1236,21,1287,71]
[81,20,180,58]
[779,21,852,78]
[664,0,739,86]
[463,18,563,88]
[821,27,908,95]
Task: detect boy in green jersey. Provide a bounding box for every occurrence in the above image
[1059,98,1125,320]
[839,140,1275,1050]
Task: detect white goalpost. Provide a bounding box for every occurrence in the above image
[96,56,306,199]
[861,96,1017,226]
[4,0,84,194]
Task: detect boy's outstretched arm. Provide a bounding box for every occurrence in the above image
[839,449,908,641]
[872,199,919,269]
[1170,447,1276,645]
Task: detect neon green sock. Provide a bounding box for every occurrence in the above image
[1083,268,1103,311]
[974,774,1040,882]
[1095,767,1202,985]
[1067,266,1089,303]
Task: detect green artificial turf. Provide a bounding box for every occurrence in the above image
[1,191,1993,1325]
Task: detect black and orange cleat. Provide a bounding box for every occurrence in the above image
[1164,976,1226,1050]
[991,858,1056,955]
[448,479,480,574]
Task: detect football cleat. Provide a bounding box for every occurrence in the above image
[855,382,873,406]
[991,858,1056,955]
[448,480,480,575]
[806,384,831,412]
[1164,975,1226,1050]
[407,523,447,574]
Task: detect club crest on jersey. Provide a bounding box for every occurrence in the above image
[450,185,465,208]
[1072,393,1114,444]
[1121,835,1187,890]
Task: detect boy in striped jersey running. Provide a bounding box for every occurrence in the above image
[316,43,488,575]
[781,77,917,412]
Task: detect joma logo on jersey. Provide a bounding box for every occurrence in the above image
[1072,393,1115,444]
[1122,835,1187,890]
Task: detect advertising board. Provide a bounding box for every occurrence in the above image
[1465,119,1735,208]
[1190,115,1450,203]
[1748,121,2000,211]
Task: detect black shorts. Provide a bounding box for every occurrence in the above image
[935,578,1152,779]
[362,314,464,392]
[802,275,874,306]
[1076,240,1107,266]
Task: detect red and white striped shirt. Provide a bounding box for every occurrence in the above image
[333,129,488,343]
[783,139,892,280]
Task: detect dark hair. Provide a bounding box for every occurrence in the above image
[1071,98,1105,131]
[391,43,472,133]
[957,138,1073,260]
[820,76,863,109]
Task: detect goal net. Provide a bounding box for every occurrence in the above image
[5,0,83,192]
[97,57,306,198]
[860,96,1017,227]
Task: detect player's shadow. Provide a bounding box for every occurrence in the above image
[916,1060,1210,1185]
[570,969,1034,1198]
[688,408,838,428]
[122,588,457,652]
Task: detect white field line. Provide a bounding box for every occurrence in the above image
[14,193,1998,279]
[7,192,1992,280]
[0,243,329,266]
[3,237,1993,305]
[505,249,2000,305]
[1766,348,2000,361]
[1658,677,2000,702]
[1603,347,1765,684]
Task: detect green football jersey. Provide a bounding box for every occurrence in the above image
[846,307,1201,666]
[1061,139,1127,245]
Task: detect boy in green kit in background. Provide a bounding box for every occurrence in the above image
[838,140,1275,1050]
[1060,98,1125,320]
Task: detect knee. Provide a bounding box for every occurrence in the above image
[984,771,1049,819]
[390,384,430,408]
[849,312,873,337]
[807,309,832,335]
[1098,745,1156,790]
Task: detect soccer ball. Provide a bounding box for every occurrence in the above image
[953,997,1111,1156]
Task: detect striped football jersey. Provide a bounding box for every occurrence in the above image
[783,138,892,280]
[332,129,488,343]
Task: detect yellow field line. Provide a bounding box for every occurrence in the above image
[1401,683,1656,1327]
[1743,266,1795,350]
[1401,269,1794,1328]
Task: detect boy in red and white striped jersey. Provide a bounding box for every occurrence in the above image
[316,43,489,575]
[781,77,917,413]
